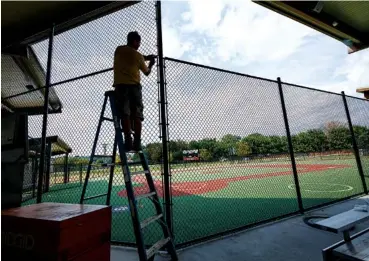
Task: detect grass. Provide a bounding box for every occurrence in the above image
[23,156,369,245]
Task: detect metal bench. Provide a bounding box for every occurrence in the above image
[316,208,369,261]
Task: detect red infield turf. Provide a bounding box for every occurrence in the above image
[117,163,350,197]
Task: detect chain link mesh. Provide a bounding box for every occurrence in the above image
[19,1,162,245]
[164,59,299,245]
[346,96,369,189]
[282,84,365,209]
[3,1,369,248]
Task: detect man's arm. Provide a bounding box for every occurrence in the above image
[142,59,155,76]
[140,55,156,76]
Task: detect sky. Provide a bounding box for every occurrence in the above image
[26,0,369,156]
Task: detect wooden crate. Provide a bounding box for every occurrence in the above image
[2,203,111,261]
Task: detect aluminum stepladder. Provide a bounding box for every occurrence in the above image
[80,90,178,261]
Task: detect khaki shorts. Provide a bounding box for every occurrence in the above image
[114,84,144,121]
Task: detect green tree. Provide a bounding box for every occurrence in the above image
[235,141,251,157]
[324,122,351,150]
[145,142,162,163]
[243,133,271,155]
[353,125,369,149]
[199,149,212,161]
[76,158,89,165]
[188,140,200,149]
[169,140,188,161]
[269,136,288,154]
[221,134,241,152]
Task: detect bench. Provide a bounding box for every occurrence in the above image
[316,209,369,241]
[315,208,369,261]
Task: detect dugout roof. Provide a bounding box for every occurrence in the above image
[29,135,72,156]
[253,1,369,54]
[1,1,136,116]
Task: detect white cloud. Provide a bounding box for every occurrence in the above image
[181,0,317,65]
[162,20,193,58]
[182,0,226,34]
[181,11,191,21]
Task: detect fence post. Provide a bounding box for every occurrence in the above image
[44,142,52,192]
[341,91,368,194]
[277,77,304,213]
[79,163,83,185]
[156,1,173,234]
[64,152,69,183]
[37,24,55,203]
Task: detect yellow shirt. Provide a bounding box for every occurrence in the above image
[113,45,149,86]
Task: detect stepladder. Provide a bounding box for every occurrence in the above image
[80,90,178,261]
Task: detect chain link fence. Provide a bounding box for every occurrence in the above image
[346,96,369,189]
[2,1,369,249]
[164,58,299,245]
[282,84,365,210]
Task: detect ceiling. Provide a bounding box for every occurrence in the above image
[2,1,137,49]
[253,1,369,53]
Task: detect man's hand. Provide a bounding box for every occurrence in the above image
[144,54,157,61]
[149,57,156,68]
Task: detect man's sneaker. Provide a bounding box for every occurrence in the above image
[133,139,142,152]
[124,136,133,152]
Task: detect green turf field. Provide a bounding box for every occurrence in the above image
[23,157,369,245]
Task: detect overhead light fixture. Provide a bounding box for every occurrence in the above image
[313,1,324,13]
[332,21,338,27]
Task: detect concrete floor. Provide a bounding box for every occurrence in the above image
[111,196,369,261]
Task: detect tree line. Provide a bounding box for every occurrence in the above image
[145,122,369,163]
[53,122,368,165]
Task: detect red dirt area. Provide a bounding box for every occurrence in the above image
[117,163,350,198]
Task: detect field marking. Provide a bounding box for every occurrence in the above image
[117,163,352,197]
[288,183,353,193]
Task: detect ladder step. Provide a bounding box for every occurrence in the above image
[146,238,170,259]
[141,214,163,229]
[135,191,156,201]
[146,237,170,259]
[128,161,142,166]
[102,117,113,122]
[84,193,108,201]
[131,170,150,175]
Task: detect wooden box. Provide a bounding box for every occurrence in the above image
[1,203,111,261]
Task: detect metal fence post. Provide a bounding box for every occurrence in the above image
[156,1,173,234]
[277,77,304,213]
[37,24,55,203]
[44,141,52,192]
[341,91,368,194]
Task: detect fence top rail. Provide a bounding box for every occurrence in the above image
[2,67,113,101]
[165,57,369,102]
[4,56,368,103]
[344,94,369,102]
[164,57,279,84]
[280,81,344,97]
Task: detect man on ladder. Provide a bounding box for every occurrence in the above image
[113,31,156,151]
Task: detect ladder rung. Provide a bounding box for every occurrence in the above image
[128,161,142,166]
[84,193,108,201]
[135,191,156,201]
[131,170,150,175]
[101,163,117,167]
[141,214,163,229]
[146,238,170,259]
[102,117,113,122]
